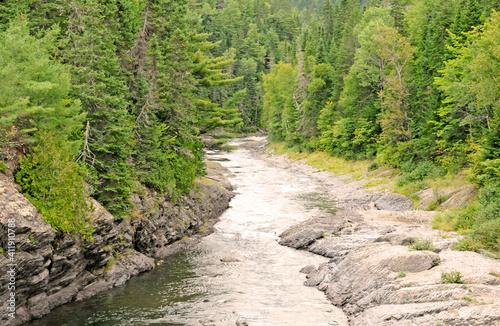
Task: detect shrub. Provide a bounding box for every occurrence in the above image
[0,160,6,173]
[441,271,463,284]
[409,239,437,252]
[368,162,380,172]
[16,132,94,240]
[432,202,481,232]
[397,161,444,187]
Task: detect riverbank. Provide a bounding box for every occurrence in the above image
[245,138,500,326]
[0,162,233,326]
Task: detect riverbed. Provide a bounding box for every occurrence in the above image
[26,137,347,326]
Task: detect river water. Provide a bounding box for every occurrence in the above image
[26,137,347,326]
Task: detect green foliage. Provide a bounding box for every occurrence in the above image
[397,161,444,187]
[409,239,437,252]
[0,18,84,150]
[16,132,93,240]
[432,202,481,232]
[441,271,464,284]
[0,161,7,173]
[62,0,135,219]
[398,271,406,278]
[368,162,380,172]
[433,184,500,253]
[262,62,297,142]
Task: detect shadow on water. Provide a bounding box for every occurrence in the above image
[26,251,204,326]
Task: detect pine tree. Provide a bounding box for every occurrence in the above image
[0,18,84,151]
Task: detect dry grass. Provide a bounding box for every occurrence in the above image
[269,142,474,210]
[269,143,370,178]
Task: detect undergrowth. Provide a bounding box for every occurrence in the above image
[270,141,499,255]
[433,184,500,253]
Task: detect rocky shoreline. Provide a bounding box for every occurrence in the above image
[0,161,233,326]
[248,139,500,326]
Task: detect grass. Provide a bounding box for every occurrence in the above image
[432,203,480,232]
[398,271,407,278]
[269,142,473,210]
[270,142,371,178]
[104,257,116,273]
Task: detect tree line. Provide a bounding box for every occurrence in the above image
[0,0,242,238]
[0,0,499,249]
[197,0,499,251]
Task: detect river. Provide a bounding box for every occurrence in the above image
[26,137,348,326]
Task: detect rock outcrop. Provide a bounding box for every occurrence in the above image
[281,211,500,326]
[0,161,233,326]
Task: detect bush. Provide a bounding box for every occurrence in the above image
[432,202,480,232]
[16,132,94,240]
[441,271,463,284]
[409,239,437,252]
[434,183,500,253]
[368,162,380,172]
[376,141,416,168]
[397,161,444,187]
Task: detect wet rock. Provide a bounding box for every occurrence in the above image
[26,293,50,319]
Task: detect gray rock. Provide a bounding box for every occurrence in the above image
[220,257,241,262]
[0,161,233,324]
[27,293,50,319]
[299,265,317,274]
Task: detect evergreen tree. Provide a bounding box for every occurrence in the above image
[0,18,84,150]
[63,0,135,218]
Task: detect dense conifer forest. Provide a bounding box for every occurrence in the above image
[0,0,499,251]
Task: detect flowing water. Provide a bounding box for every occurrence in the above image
[26,137,347,326]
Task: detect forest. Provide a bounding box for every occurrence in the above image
[0,0,499,251]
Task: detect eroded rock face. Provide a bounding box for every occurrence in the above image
[280,210,500,326]
[0,162,233,325]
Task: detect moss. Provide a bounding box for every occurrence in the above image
[197,177,217,186]
[205,161,222,169]
[488,271,499,278]
[199,222,208,234]
[104,257,115,273]
[0,161,7,173]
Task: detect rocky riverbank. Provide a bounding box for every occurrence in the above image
[247,138,500,326]
[0,162,233,326]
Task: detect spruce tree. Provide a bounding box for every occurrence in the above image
[64,0,135,218]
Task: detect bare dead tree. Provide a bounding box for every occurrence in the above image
[76,121,95,166]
